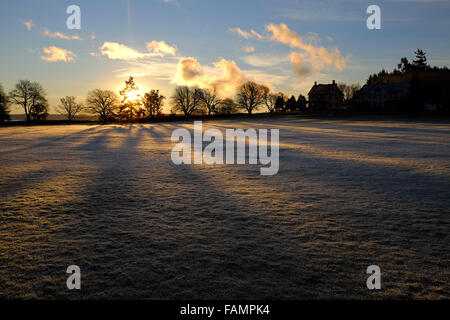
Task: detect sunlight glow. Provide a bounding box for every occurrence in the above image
[125,89,142,102]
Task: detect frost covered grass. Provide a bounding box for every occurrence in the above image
[0,116,449,299]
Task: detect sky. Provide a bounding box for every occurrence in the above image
[1,0,450,114]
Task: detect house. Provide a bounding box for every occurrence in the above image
[308,80,344,112]
[357,82,409,111]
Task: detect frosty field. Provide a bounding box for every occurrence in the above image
[0,116,449,299]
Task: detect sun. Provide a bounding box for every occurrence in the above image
[125,89,142,102]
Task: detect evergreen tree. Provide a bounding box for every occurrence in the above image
[119,76,142,122]
[297,94,307,112]
[412,49,429,71]
[274,95,285,113]
[285,96,297,112]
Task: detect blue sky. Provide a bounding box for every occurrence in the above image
[1,0,450,113]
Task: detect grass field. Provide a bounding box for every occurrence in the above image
[0,117,449,299]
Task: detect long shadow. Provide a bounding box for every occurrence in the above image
[45,124,307,299]
[0,125,126,298]
[38,125,154,298]
[139,124,352,298]
[143,122,450,298]
[2,123,448,299]
[0,125,103,155]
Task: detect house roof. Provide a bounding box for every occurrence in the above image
[308,83,343,96]
[360,82,409,95]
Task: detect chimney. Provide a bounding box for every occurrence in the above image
[332,80,336,84]
[314,81,317,86]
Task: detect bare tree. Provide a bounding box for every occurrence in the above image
[57,96,84,121]
[171,86,202,118]
[0,84,10,122]
[86,89,119,123]
[9,80,47,122]
[142,89,165,119]
[199,87,221,116]
[338,83,361,105]
[219,98,238,115]
[236,81,268,115]
[264,92,278,114]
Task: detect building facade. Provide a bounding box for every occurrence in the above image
[358,82,410,111]
[308,80,344,112]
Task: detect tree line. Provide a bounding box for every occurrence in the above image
[365,49,450,111]
[0,76,315,123]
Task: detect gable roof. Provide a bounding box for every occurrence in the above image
[308,83,343,96]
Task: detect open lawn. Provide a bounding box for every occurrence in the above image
[0,117,449,299]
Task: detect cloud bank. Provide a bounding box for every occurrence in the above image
[266,23,347,77]
[173,57,246,96]
[230,23,348,78]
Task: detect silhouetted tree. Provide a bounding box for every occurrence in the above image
[264,92,277,114]
[338,83,361,105]
[274,95,285,113]
[199,87,221,116]
[142,89,165,119]
[171,86,202,118]
[412,49,429,71]
[57,96,84,121]
[0,84,10,122]
[219,98,238,115]
[86,89,119,123]
[9,80,47,122]
[30,102,49,121]
[368,49,440,85]
[236,81,268,115]
[119,76,142,122]
[297,94,307,112]
[397,58,412,74]
[284,96,296,112]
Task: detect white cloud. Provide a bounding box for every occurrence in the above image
[146,41,177,56]
[100,41,178,60]
[41,46,76,62]
[114,60,178,80]
[173,56,290,97]
[41,29,82,40]
[100,42,150,60]
[229,27,264,40]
